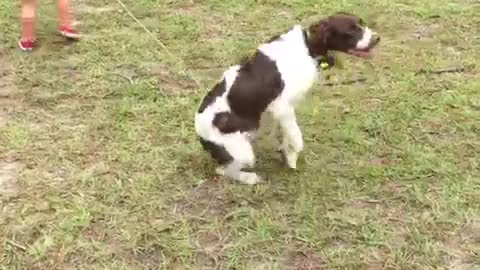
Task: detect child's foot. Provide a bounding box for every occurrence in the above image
[18,39,37,51]
[59,25,80,39]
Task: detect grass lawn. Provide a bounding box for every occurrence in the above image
[1,0,479,269]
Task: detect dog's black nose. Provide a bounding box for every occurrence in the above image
[373,35,381,44]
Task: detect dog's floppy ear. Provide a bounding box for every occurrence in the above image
[308,19,330,57]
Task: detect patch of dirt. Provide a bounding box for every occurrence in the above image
[171,2,197,15]
[195,231,223,253]
[284,249,325,270]
[109,63,199,93]
[167,3,228,40]
[156,71,198,93]
[170,178,237,221]
[381,182,408,194]
[200,13,232,39]
[348,198,385,209]
[344,195,407,224]
[387,227,408,249]
[0,111,8,128]
[441,219,480,270]
[419,119,448,132]
[0,161,22,196]
[367,155,394,166]
[193,231,229,268]
[0,61,18,128]
[82,220,109,243]
[326,235,350,250]
[277,10,293,19]
[140,64,198,94]
[409,24,441,41]
[364,248,387,270]
[82,219,164,268]
[361,98,384,111]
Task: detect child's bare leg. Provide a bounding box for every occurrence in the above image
[58,0,80,39]
[21,0,37,41]
[57,0,71,27]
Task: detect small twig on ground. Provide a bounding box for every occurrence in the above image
[416,64,475,75]
[386,217,406,223]
[192,65,225,70]
[112,72,134,84]
[6,240,27,251]
[321,64,475,87]
[321,78,367,87]
[363,199,383,204]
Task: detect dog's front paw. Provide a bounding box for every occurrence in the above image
[292,139,303,153]
[215,166,225,176]
[285,151,299,169]
[239,172,262,185]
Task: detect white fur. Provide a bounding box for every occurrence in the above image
[356,27,374,49]
[195,65,259,184]
[195,25,320,184]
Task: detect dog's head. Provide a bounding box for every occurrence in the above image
[308,12,380,58]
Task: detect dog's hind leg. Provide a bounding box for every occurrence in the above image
[222,136,261,185]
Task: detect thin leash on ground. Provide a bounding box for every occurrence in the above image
[114,0,205,89]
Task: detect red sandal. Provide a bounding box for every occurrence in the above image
[18,39,37,51]
[59,25,80,39]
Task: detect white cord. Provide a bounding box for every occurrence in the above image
[115,0,204,88]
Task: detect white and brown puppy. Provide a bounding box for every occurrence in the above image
[195,12,380,184]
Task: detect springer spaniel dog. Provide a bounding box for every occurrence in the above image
[195,12,380,184]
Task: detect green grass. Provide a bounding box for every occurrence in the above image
[1,0,479,269]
